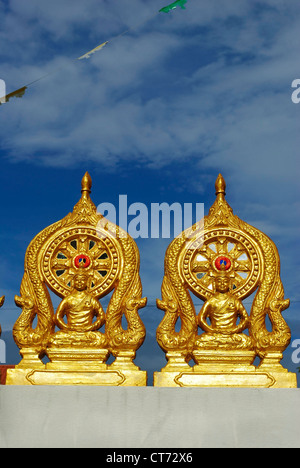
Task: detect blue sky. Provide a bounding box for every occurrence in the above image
[0,0,299,383]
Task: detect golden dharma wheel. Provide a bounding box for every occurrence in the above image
[182,228,261,301]
[42,227,121,299]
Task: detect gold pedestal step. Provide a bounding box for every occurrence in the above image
[154,350,297,388]
[6,347,147,386]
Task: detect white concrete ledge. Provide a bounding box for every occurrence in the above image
[0,387,300,448]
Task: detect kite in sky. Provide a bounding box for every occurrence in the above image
[159,0,188,13]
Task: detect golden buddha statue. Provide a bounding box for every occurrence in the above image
[6,173,147,386]
[154,174,296,388]
[49,272,106,348]
[196,268,253,351]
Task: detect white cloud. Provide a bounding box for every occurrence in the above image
[1,1,298,175]
[0,0,299,256]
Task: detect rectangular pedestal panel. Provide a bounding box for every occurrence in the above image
[154,370,297,388]
[6,368,147,387]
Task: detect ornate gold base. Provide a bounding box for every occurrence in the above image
[6,347,147,386]
[154,351,297,388]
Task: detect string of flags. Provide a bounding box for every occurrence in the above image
[0,0,189,105]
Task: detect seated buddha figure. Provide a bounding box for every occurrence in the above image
[195,270,253,350]
[49,272,106,348]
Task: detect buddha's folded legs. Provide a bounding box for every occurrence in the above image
[194,332,254,350]
[48,330,107,348]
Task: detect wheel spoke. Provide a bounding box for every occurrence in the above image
[215,237,228,255]
[201,273,214,288]
[192,261,210,273]
[51,258,70,269]
[197,245,216,261]
[231,272,246,288]
[94,259,111,270]
[235,260,252,272]
[228,243,247,260]
[89,245,108,260]
[93,270,108,280]
[59,241,77,256]
[77,235,90,254]
[55,270,73,284]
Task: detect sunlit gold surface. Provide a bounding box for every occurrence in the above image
[154,174,296,388]
[6,173,147,386]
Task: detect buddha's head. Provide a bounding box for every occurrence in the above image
[215,264,230,293]
[73,273,89,291]
[215,275,230,293]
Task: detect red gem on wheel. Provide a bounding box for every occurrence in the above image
[215,256,231,271]
[74,254,91,269]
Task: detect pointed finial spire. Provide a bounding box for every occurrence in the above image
[81,172,92,194]
[215,173,226,198]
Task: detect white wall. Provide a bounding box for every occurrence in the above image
[0,387,299,448]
